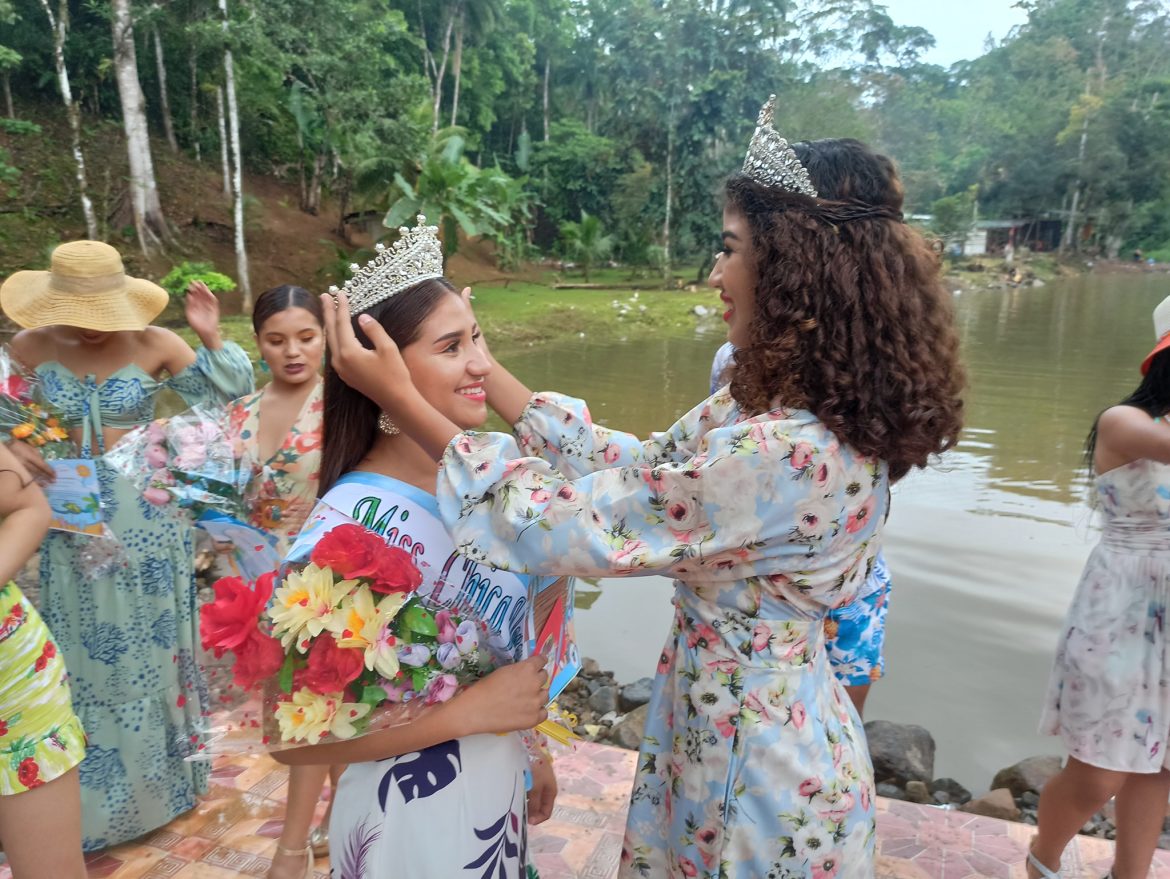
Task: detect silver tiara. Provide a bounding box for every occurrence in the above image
[742,96,818,199]
[329,215,444,315]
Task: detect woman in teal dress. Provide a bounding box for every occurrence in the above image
[0,242,254,850]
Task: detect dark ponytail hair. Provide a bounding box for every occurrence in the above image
[1084,349,1170,473]
[318,278,458,495]
[251,285,324,334]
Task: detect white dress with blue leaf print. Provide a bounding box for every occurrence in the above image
[323,472,531,879]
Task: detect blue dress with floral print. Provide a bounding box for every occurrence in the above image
[35,347,253,850]
[436,389,885,879]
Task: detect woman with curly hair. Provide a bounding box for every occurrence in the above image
[321,97,964,878]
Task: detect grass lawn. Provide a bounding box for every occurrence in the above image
[172,279,719,364]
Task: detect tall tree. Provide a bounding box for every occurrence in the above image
[111,0,168,252]
[151,17,179,152]
[219,0,250,308]
[37,0,98,239]
[449,0,502,127]
[0,0,17,119]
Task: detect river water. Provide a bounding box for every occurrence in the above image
[502,272,1169,790]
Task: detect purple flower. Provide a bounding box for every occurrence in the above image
[436,642,462,670]
[398,644,432,667]
[454,621,480,656]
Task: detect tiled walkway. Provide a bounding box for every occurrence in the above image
[7,742,1168,878]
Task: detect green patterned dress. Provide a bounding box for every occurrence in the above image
[35,347,253,850]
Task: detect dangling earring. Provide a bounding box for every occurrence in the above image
[378,412,400,436]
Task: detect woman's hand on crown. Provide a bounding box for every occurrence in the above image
[321,291,413,412]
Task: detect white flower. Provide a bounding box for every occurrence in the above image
[269,564,357,653]
[793,498,839,541]
[662,491,708,536]
[794,823,833,861]
[686,676,738,723]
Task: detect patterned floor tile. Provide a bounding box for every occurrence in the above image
[0,741,1166,877]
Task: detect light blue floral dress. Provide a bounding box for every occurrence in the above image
[1041,457,1170,773]
[35,347,253,850]
[436,390,885,879]
[711,341,893,689]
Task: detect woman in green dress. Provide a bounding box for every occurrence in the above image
[0,241,254,850]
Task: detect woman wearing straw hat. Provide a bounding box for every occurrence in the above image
[1030,295,1170,879]
[0,240,254,850]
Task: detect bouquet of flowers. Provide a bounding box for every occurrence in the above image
[105,405,256,518]
[0,347,73,459]
[197,522,504,752]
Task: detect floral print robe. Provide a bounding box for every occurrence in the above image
[436,390,885,879]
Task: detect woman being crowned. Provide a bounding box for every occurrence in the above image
[321,98,964,878]
[267,218,556,879]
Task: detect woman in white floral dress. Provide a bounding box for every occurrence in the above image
[1032,296,1170,879]
[323,107,964,878]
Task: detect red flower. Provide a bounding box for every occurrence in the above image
[311,524,384,577]
[231,628,285,690]
[295,634,364,695]
[42,641,56,659]
[0,375,30,401]
[310,525,422,596]
[366,547,423,596]
[17,757,39,788]
[0,719,9,737]
[200,571,276,656]
[34,655,47,672]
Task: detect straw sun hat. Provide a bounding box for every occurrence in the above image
[0,240,168,332]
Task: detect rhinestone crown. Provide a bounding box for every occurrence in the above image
[742,95,818,199]
[328,215,444,315]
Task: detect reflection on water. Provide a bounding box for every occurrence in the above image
[505,273,1170,788]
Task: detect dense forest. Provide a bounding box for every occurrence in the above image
[2,0,1168,299]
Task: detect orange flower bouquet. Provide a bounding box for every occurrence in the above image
[0,346,72,459]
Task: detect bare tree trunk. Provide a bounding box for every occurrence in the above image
[1061,81,1092,254]
[662,117,674,287]
[431,8,456,133]
[220,0,251,310]
[152,25,178,152]
[188,43,200,161]
[216,85,229,196]
[2,72,12,119]
[297,129,308,211]
[38,0,98,239]
[449,8,464,127]
[111,0,167,254]
[336,170,350,239]
[542,56,550,141]
[306,152,324,215]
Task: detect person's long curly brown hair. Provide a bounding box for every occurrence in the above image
[725,138,964,480]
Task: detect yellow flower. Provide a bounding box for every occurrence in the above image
[10,423,33,439]
[273,687,372,745]
[268,563,357,654]
[326,585,406,680]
